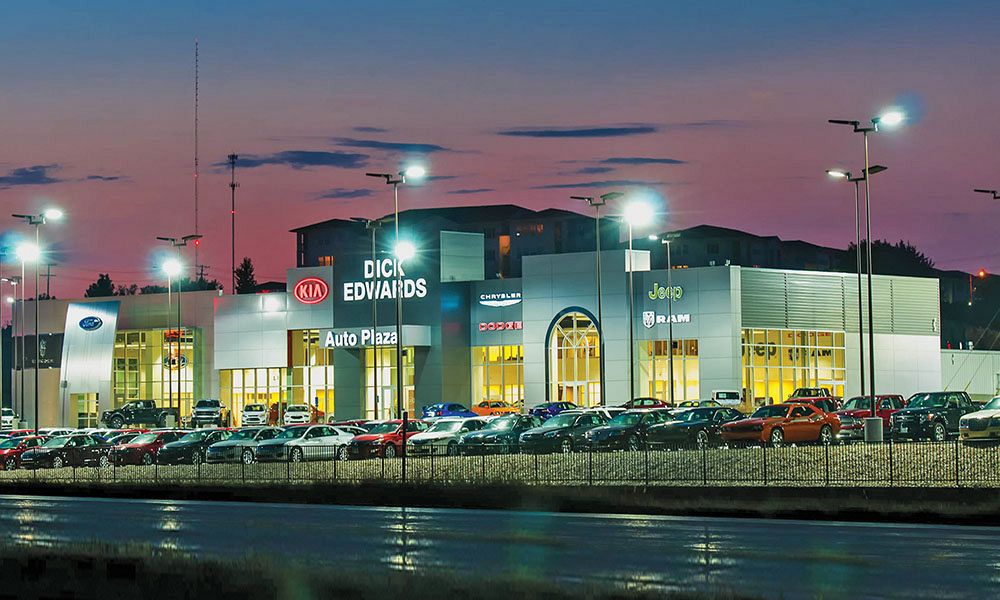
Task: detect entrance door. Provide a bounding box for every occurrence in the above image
[557,382,588,405]
[72,393,99,428]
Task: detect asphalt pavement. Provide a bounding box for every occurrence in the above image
[0,494,996,599]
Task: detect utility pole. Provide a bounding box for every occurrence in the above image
[228,153,238,294]
[42,263,56,298]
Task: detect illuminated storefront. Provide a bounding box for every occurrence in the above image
[471,345,524,406]
[112,328,200,416]
[741,329,846,409]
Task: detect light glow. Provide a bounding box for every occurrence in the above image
[877,110,905,127]
[623,201,655,226]
[403,165,426,180]
[15,242,40,263]
[826,170,849,179]
[162,258,183,278]
[42,208,64,221]
[395,240,417,262]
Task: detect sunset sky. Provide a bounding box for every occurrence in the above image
[2,1,999,297]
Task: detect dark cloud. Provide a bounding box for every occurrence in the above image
[447,188,493,195]
[601,157,686,165]
[667,119,743,129]
[497,125,657,138]
[427,175,458,181]
[315,188,375,200]
[333,137,450,154]
[532,179,664,190]
[0,164,62,189]
[572,166,615,174]
[353,126,388,133]
[84,174,127,181]
[217,150,369,170]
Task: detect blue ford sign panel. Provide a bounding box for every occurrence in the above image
[79,316,103,331]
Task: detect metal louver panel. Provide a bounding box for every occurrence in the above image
[740,270,787,328]
[785,272,845,330]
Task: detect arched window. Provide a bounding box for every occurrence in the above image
[547,311,601,407]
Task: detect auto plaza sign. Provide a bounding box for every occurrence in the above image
[322,328,397,348]
[343,259,428,302]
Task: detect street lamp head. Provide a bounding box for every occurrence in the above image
[15,242,40,263]
[874,110,905,128]
[394,240,417,262]
[647,234,659,241]
[42,208,64,221]
[865,165,888,176]
[162,258,183,278]
[4,296,12,304]
[402,165,426,181]
[623,200,655,226]
[978,269,988,279]
[826,169,850,179]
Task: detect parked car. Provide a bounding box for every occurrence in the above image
[241,403,269,426]
[106,432,144,446]
[1,408,18,429]
[527,401,577,420]
[111,430,186,466]
[676,400,722,408]
[834,395,906,436]
[959,396,1000,444]
[890,391,977,442]
[407,417,486,456]
[329,419,369,428]
[101,400,181,429]
[471,400,519,417]
[283,404,324,425]
[789,387,833,399]
[156,429,234,465]
[579,406,626,421]
[621,397,670,409]
[20,434,113,469]
[721,403,839,446]
[458,414,543,454]
[835,413,864,442]
[206,427,284,463]
[0,435,47,470]
[519,411,607,453]
[191,399,231,428]
[711,390,743,406]
[421,403,477,419]
[584,409,673,451]
[346,420,429,459]
[36,428,76,437]
[787,396,841,413]
[647,407,745,448]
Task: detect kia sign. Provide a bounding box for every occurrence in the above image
[79,316,103,331]
[293,277,329,304]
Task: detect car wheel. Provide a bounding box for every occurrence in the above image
[52,456,64,469]
[191,452,202,466]
[5,458,16,471]
[337,446,349,461]
[242,450,255,465]
[289,447,304,463]
[695,429,710,448]
[157,415,167,428]
[627,435,640,452]
[98,454,111,468]
[383,444,397,459]
[560,438,573,454]
[769,428,784,447]
[110,416,124,429]
[932,422,947,442]
[819,425,834,446]
[141,453,153,466]
[447,442,458,457]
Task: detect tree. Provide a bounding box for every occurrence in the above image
[115,283,138,296]
[84,274,116,297]
[234,257,258,294]
[139,284,169,294]
[842,239,935,277]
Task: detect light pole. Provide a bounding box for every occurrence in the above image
[829,110,904,424]
[572,192,623,406]
[623,200,654,401]
[660,236,679,406]
[827,165,887,401]
[351,216,386,418]
[366,165,426,419]
[228,153,239,294]
[156,234,202,421]
[2,275,21,421]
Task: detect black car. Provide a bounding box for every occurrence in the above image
[20,434,113,469]
[458,415,542,454]
[519,411,607,453]
[156,429,234,465]
[890,391,977,442]
[584,409,673,451]
[646,407,745,448]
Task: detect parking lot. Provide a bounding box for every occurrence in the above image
[3,439,1000,488]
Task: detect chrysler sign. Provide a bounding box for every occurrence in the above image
[479,291,522,307]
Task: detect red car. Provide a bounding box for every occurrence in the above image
[0,435,47,470]
[345,419,430,459]
[111,430,186,465]
[620,397,670,409]
[787,396,842,413]
[3,429,35,438]
[721,403,840,446]
[835,395,906,427]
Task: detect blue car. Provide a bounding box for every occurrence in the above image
[528,401,577,420]
[421,403,477,419]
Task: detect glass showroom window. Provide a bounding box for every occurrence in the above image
[289,330,335,420]
[471,345,524,407]
[220,367,287,426]
[548,312,601,407]
[637,339,699,403]
[112,328,199,416]
[741,328,845,409]
[363,347,415,420]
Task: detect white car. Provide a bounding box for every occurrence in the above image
[283,404,314,425]
[407,417,486,456]
[37,428,75,437]
[2,408,17,430]
[959,396,1000,443]
[241,403,269,426]
[254,424,357,462]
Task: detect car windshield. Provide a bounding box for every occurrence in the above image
[751,405,789,419]
[195,400,218,408]
[908,394,947,409]
[367,423,400,435]
[42,436,72,448]
[426,421,464,434]
[673,409,714,423]
[178,431,209,443]
[0,438,21,449]
[484,416,517,431]
[983,397,1000,411]
[129,433,158,445]
[1,409,13,415]
[227,430,258,441]
[842,397,872,410]
[608,413,642,427]
[287,406,309,412]
[539,414,577,428]
[275,427,308,439]
[245,404,265,411]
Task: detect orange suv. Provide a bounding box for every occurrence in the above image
[721,403,839,446]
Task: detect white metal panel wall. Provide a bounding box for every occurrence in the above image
[942,350,1000,399]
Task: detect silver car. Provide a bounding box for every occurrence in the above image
[255,424,357,462]
[407,417,487,456]
[206,427,283,464]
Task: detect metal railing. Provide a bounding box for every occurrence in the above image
[4,439,1000,487]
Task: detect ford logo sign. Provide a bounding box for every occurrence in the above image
[79,316,103,331]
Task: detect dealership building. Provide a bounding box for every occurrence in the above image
[10,208,954,428]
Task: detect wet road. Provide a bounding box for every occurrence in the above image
[0,494,997,599]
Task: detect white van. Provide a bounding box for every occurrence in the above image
[711,390,742,406]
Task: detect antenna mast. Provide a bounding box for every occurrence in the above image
[193,38,200,270]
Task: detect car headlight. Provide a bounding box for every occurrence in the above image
[543,430,559,438]
[990,417,1000,427]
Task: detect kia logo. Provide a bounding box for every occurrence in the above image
[293,277,329,304]
[79,316,103,331]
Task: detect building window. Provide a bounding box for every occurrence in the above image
[317,255,334,266]
[113,328,199,419]
[220,367,287,426]
[637,340,699,403]
[472,345,524,407]
[548,312,601,407]
[288,330,335,419]
[363,346,415,420]
[741,329,846,411]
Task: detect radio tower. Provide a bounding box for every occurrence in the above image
[193,39,201,271]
